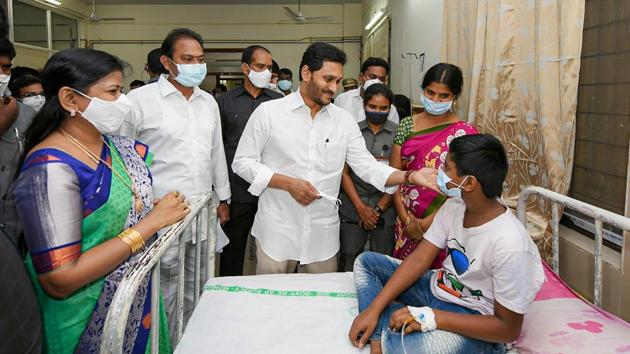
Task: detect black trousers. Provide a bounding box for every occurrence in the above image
[219,202,258,276]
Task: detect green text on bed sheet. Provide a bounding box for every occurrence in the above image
[203,284,357,299]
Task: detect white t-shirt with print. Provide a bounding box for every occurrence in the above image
[424,198,544,315]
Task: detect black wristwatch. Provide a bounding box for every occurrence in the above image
[373,205,384,215]
[219,199,230,205]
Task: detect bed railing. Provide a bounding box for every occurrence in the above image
[516,186,630,307]
[100,193,218,353]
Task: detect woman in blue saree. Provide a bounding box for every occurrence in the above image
[13,48,189,353]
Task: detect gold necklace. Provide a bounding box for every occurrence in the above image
[59,127,144,214]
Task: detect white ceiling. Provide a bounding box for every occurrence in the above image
[81,0,360,4]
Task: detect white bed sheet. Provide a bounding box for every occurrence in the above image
[176,272,366,354]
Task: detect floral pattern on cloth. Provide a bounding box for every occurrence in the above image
[75,136,156,354]
[515,262,630,353]
[443,0,585,258]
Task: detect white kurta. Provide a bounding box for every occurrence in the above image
[232,91,397,264]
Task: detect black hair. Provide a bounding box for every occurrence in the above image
[271,60,280,75]
[393,94,411,119]
[0,37,15,59]
[279,68,293,79]
[363,83,393,107]
[421,63,464,96]
[241,45,271,65]
[448,134,508,199]
[130,79,145,88]
[216,84,227,92]
[298,42,346,81]
[361,57,389,75]
[8,74,41,98]
[161,28,204,59]
[146,47,163,75]
[11,66,40,79]
[21,48,126,164]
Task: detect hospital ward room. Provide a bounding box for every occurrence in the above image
[0,0,629,353]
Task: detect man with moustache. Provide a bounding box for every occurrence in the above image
[232,42,437,275]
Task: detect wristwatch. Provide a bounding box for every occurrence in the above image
[373,205,384,215]
[219,199,231,205]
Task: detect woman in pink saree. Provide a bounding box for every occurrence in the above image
[390,63,477,264]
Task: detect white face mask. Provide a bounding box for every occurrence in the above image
[0,74,10,95]
[74,89,132,134]
[248,68,272,89]
[22,95,46,112]
[363,78,382,90]
[267,82,278,90]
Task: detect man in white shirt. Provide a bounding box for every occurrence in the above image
[335,57,399,124]
[232,42,436,275]
[117,28,231,332]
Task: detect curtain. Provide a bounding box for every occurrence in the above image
[363,17,390,63]
[443,0,585,249]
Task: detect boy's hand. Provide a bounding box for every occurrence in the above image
[389,307,423,333]
[348,309,379,348]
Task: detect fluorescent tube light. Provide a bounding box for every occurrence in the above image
[365,9,385,30]
[44,0,61,5]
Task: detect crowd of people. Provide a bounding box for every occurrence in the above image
[0,20,544,354]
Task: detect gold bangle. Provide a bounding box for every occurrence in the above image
[417,219,426,235]
[118,232,135,252]
[120,232,138,253]
[118,228,145,253]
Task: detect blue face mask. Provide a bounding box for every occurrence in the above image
[437,168,468,198]
[169,59,207,88]
[421,93,453,116]
[278,80,292,91]
[365,110,389,125]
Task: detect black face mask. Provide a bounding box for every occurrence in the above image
[365,110,388,125]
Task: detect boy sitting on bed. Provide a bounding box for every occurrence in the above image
[348,134,544,354]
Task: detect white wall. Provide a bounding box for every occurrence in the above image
[362,0,444,106]
[85,3,363,90]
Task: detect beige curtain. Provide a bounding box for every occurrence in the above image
[362,17,390,62]
[443,0,585,248]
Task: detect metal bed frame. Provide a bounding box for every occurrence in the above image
[100,193,218,353]
[100,187,630,353]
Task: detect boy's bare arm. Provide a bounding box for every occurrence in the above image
[390,300,524,343]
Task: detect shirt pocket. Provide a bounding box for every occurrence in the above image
[319,139,346,173]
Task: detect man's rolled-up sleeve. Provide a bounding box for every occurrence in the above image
[231,104,274,196]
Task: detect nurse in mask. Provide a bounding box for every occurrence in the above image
[13,48,188,354]
[338,83,398,271]
[389,63,478,264]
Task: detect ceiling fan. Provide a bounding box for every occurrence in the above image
[281,0,333,24]
[88,0,135,22]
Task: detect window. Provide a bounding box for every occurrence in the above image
[51,12,78,49]
[13,1,47,48]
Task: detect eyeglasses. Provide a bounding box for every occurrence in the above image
[23,92,44,98]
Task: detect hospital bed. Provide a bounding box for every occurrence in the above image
[100,187,630,353]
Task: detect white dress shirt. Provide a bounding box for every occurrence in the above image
[118,75,231,202]
[232,91,397,264]
[335,87,400,124]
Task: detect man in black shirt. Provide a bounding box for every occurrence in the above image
[217,45,283,276]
